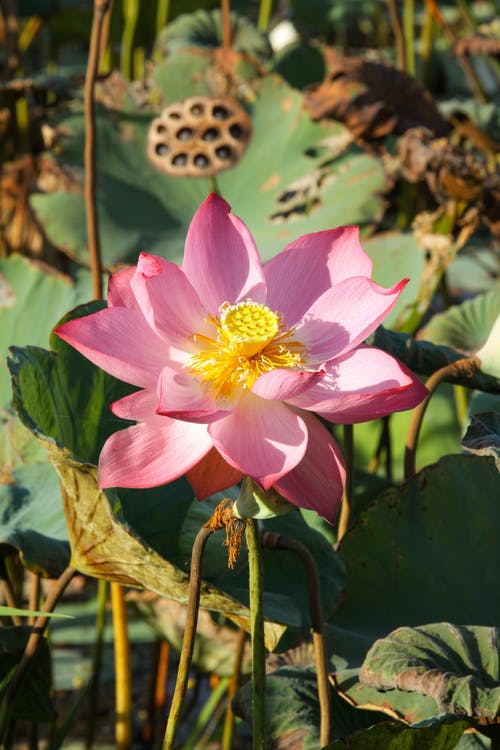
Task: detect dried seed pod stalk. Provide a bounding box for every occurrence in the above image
[147,95,252,177]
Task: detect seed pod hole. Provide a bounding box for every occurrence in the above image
[177,127,193,142]
[202,128,219,142]
[191,103,204,116]
[155,143,169,156]
[215,145,231,160]
[213,105,229,120]
[172,153,188,166]
[194,154,210,168]
[229,123,242,140]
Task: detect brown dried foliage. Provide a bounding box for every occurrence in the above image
[304,50,449,142]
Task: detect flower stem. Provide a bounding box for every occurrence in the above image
[261,532,331,747]
[245,518,266,750]
[404,356,480,479]
[337,424,354,543]
[221,628,246,750]
[162,525,214,750]
[111,582,131,749]
[85,0,110,301]
[257,0,272,31]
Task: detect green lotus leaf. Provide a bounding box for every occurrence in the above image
[273,41,326,89]
[31,74,386,271]
[324,719,472,750]
[419,288,500,356]
[0,462,70,578]
[155,8,272,62]
[235,665,386,749]
[462,411,500,468]
[359,624,500,722]
[372,327,500,393]
[333,667,441,725]
[329,454,500,666]
[0,255,93,409]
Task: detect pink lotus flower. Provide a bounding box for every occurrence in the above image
[56,195,427,521]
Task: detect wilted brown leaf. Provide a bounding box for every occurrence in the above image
[304,51,449,142]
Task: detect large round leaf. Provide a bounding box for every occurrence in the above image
[359,624,500,722]
[0,462,69,577]
[0,255,93,408]
[330,454,500,664]
[419,288,500,356]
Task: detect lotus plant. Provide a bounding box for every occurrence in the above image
[56,194,427,521]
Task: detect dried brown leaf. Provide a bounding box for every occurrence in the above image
[304,51,449,141]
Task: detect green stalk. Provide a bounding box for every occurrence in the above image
[403,0,415,76]
[337,424,354,543]
[156,0,170,37]
[121,0,139,81]
[257,0,272,31]
[245,519,266,750]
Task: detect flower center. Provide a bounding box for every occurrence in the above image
[189,300,304,399]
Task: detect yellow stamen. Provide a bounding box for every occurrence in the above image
[189,300,304,400]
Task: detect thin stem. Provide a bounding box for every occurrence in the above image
[111,582,131,750]
[221,629,246,750]
[245,519,266,750]
[0,566,76,740]
[221,0,231,52]
[1,576,22,626]
[85,0,109,300]
[403,0,415,76]
[337,424,354,543]
[404,356,480,479]
[261,532,331,747]
[387,0,406,70]
[121,0,140,81]
[257,0,273,32]
[162,526,214,750]
[27,572,41,627]
[156,0,170,37]
[85,578,108,750]
[98,0,114,74]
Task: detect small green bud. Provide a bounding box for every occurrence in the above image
[232,477,295,520]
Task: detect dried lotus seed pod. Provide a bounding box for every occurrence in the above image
[147,95,252,177]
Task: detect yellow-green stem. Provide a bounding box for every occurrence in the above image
[337,424,354,543]
[257,0,272,31]
[246,519,266,750]
[111,582,131,749]
[121,0,139,81]
[403,0,415,76]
